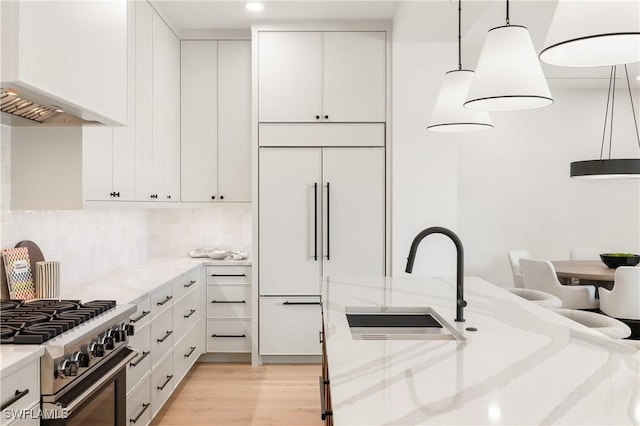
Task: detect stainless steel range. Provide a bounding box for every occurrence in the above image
[0,299,137,425]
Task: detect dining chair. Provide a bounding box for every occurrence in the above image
[599,266,640,320]
[551,308,631,339]
[508,250,530,288]
[569,248,611,261]
[520,258,599,310]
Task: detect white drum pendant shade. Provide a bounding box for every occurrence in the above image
[428,70,493,132]
[540,1,640,67]
[465,25,553,111]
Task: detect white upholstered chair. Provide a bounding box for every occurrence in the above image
[504,288,562,308]
[508,250,530,289]
[520,258,599,310]
[569,248,610,261]
[552,308,631,339]
[599,267,640,320]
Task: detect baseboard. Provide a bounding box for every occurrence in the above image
[260,355,321,364]
[198,353,251,363]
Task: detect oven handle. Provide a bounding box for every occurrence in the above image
[44,349,138,418]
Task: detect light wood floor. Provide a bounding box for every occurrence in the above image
[151,363,323,426]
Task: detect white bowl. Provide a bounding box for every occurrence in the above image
[207,250,229,260]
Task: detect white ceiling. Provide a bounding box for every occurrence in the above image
[151,0,640,89]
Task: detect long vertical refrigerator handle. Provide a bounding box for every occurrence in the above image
[314,182,318,261]
[326,182,330,260]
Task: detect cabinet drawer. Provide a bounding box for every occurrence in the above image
[206,265,251,284]
[173,322,202,387]
[207,319,251,353]
[259,297,322,355]
[6,404,40,426]
[173,288,202,338]
[150,283,174,319]
[150,308,173,368]
[127,324,151,395]
[126,376,151,426]
[150,355,173,418]
[130,296,151,329]
[173,267,200,302]
[1,359,39,426]
[207,285,251,318]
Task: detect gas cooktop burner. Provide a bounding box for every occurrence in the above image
[0,299,116,344]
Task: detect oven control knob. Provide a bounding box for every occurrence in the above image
[111,324,125,342]
[57,359,71,378]
[71,350,90,368]
[89,341,105,358]
[99,334,114,351]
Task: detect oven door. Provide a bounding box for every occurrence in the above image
[42,347,137,426]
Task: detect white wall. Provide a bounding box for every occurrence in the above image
[458,88,640,286]
[391,41,460,277]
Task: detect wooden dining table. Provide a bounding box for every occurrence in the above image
[551,260,616,282]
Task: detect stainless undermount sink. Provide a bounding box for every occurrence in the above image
[345,306,466,341]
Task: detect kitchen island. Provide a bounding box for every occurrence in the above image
[321,276,640,425]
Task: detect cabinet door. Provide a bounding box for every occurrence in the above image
[258,32,322,122]
[165,28,181,202]
[323,32,386,122]
[259,296,321,355]
[218,40,252,202]
[259,148,322,295]
[135,0,153,201]
[151,11,168,201]
[180,40,218,202]
[322,148,385,277]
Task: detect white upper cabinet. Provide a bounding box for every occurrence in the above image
[181,41,218,203]
[181,40,251,203]
[1,0,128,125]
[165,30,181,202]
[258,31,386,123]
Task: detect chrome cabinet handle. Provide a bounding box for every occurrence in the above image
[184,346,197,358]
[184,280,196,288]
[130,310,150,323]
[157,375,173,391]
[157,296,173,306]
[129,351,150,368]
[184,309,196,319]
[129,403,150,424]
[157,330,173,343]
[0,389,29,410]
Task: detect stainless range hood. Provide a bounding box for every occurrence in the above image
[1,87,101,126]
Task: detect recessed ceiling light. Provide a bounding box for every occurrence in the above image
[245,2,264,12]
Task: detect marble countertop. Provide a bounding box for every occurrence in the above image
[59,257,251,304]
[322,276,640,425]
[0,257,251,375]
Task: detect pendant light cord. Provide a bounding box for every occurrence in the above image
[458,0,462,70]
[506,0,510,25]
[600,67,614,160]
[609,66,616,159]
[624,64,640,151]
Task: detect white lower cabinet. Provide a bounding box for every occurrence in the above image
[125,265,205,423]
[173,322,202,386]
[259,297,322,355]
[127,323,151,395]
[0,358,40,426]
[150,355,173,418]
[205,264,252,356]
[126,377,151,426]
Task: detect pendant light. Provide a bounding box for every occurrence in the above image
[427,0,493,132]
[464,0,553,111]
[571,65,640,179]
[540,1,640,67]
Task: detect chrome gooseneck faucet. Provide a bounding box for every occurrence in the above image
[405,226,467,322]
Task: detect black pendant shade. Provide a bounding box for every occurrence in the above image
[570,65,640,179]
[570,159,640,179]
